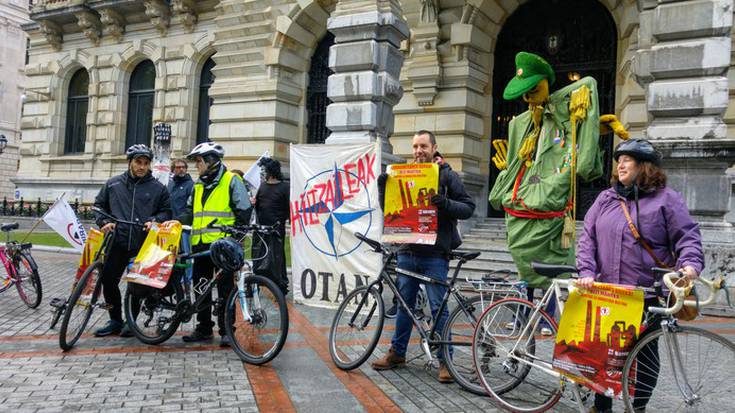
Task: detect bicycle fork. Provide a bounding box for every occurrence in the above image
[662,322,700,406]
[236,272,254,323]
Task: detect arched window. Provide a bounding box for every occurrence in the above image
[196,57,215,144]
[306,33,335,144]
[64,69,89,154]
[125,60,156,148]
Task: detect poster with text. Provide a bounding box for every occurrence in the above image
[382,163,439,244]
[76,228,105,280]
[553,283,645,398]
[125,222,182,289]
[289,142,382,309]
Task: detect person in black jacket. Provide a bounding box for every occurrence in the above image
[371,130,475,384]
[168,158,194,219]
[93,144,172,337]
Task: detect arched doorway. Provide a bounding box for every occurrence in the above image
[196,57,216,144]
[306,32,335,144]
[64,68,89,154]
[488,0,617,218]
[125,60,156,148]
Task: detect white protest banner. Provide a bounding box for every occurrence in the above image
[42,196,87,252]
[243,150,270,191]
[289,142,382,308]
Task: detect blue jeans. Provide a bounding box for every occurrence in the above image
[391,254,451,360]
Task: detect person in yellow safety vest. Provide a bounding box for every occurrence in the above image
[175,141,253,347]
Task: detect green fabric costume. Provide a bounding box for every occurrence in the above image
[489,77,604,289]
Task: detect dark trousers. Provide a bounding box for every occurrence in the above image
[101,248,139,323]
[192,244,233,336]
[595,300,662,411]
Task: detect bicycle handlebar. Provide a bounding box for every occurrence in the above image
[209,222,280,237]
[647,271,724,316]
[91,207,146,228]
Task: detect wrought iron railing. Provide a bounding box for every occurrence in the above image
[0,197,96,220]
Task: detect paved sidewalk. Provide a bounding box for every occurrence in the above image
[1,251,734,412]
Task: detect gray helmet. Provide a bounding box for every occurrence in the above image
[186,142,225,161]
[613,139,661,166]
[126,144,153,161]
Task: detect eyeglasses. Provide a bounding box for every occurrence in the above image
[174,165,187,169]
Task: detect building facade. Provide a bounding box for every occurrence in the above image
[0,0,30,200]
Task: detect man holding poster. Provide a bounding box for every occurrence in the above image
[372,130,475,383]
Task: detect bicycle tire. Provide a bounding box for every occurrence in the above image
[124,278,184,345]
[622,324,735,412]
[59,261,103,351]
[225,274,289,365]
[441,295,488,395]
[472,297,561,413]
[15,251,42,308]
[328,285,384,371]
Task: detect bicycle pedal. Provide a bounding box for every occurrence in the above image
[97,302,113,310]
[49,298,66,308]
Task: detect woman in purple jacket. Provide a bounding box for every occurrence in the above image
[576,139,704,413]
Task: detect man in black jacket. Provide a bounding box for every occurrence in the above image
[168,158,194,219]
[371,130,475,383]
[93,144,172,337]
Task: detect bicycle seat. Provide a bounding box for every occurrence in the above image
[531,261,578,278]
[448,251,481,261]
[1,223,19,232]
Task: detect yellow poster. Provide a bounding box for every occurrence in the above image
[125,222,182,289]
[382,163,439,244]
[552,283,644,398]
[75,228,105,280]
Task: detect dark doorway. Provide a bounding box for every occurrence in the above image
[306,32,335,144]
[126,60,156,148]
[488,0,617,218]
[64,68,89,154]
[197,57,216,145]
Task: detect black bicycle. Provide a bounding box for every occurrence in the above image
[124,223,289,365]
[328,232,491,394]
[57,208,143,350]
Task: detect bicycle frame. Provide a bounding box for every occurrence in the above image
[0,245,18,291]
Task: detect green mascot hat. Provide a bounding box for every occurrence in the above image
[502,52,556,100]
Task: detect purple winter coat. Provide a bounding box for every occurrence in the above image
[577,187,704,289]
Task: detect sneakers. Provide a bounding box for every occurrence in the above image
[94,320,124,337]
[219,335,231,348]
[120,324,134,338]
[385,304,398,319]
[370,348,406,370]
[182,329,214,343]
[438,363,454,383]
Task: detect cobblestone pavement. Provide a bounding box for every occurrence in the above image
[1,251,734,412]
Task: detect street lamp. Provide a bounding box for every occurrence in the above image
[0,135,7,154]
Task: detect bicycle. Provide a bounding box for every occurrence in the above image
[471,262,735,413]
[328,232,494,394]
[124,222,289,365]
[0,222,42,308]
[57,209,143,351]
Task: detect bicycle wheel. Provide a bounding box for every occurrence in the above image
[329,285,384,370]
[59,261,103,351]
[442,295,490,395]
[225,274,289,365]
[472,298,562,413]
[14,251,42,308]
[622,325,735,412]
[124,278,184,345]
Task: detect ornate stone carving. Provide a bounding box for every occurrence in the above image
[75,10,102,46]
[407,25,441,106]
[172,0,198,33]
[419,0,438,24]
[144,0,170,36]
[38,20,62,51]
[99,9,126,43]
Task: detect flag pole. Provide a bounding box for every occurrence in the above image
[19,193,65,244]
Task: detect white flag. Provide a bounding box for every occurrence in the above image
[42,197,87,252]
[242,150,270,192]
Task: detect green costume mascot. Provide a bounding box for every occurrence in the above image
[489,51,628,290]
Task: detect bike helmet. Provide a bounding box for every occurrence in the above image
[613,138,662,166]
[210,237,244,273]
[126,144,153,161]
[186,142,225,161]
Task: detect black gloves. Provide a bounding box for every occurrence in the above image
[431,194,448,210]
[377,172,388,188]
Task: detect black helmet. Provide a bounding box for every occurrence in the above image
[613,139,661,166]
[210,237,244,273]
[126,144,153,161]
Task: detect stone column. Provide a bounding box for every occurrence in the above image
[324,0,409,162]
[635,0,735,311]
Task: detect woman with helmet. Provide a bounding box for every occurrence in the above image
[92,144,172,337]
[576,138,704,413]
[174,141,252,347]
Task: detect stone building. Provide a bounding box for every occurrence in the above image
[15,0,735,263]
[0,0,29,200]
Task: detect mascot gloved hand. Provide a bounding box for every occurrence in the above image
[600,114,629,140]
[492,139,508,170]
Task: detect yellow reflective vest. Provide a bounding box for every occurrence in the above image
[191,170,235,245]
